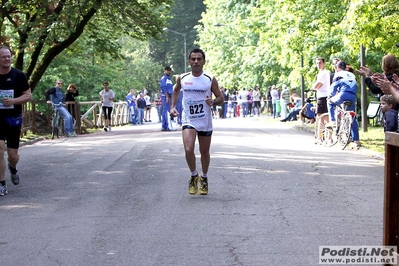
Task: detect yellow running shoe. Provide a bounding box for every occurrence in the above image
[199,176,208,195]
[188,175,198,195]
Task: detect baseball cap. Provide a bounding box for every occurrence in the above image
[164,66,172,71]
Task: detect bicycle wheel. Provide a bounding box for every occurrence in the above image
[314,113,329,144]
[337,113,352,149]
[51,111,60,139]
[51,112,57,139]
[322,124,338,147]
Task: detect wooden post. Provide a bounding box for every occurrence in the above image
[360,44,368,132]
[383,132,399,265]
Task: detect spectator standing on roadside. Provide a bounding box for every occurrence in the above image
[266,86,272,116]
[252,85,261,117]
[312,57,330,116]
[144,92,152,122]
[247,89,253,117]
[160,66,175,131]
[136,93,146,124]
[231,90,238,117]
[239,88,249,117]
[65,83,79,120]
[271,85,280,118]
[221,87,229,119]
[126,89,137,125]
[99,81,115,132]
[154,89,163,123]
[0,46,31,196]
[280,85,290,120]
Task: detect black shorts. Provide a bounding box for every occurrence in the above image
[182,125,213,136]
[0,116,22,149]
[316,97,328,114]
[146,105,151,110]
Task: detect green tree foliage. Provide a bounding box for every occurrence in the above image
[34,35,162,103]
[0,0,173,92]
[197,0,399,96]
[150,0,205,75]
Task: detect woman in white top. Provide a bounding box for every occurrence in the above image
[99,81,115,132]
[144,92,152,122]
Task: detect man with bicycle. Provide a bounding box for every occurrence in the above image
[328,61,360,147]
[45,79,76,137]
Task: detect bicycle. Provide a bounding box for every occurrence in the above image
[50,102,63,139]
[322,101,356,150]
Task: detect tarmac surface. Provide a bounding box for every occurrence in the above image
[0,116,387,266]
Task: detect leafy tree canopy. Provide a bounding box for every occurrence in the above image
[0,0,173,92]
[197,0,399,96]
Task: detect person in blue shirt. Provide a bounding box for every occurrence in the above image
[328,61,360,147]
[299,98,315,123]
[45,79,75,137]
[159,66,175,131]
[126,89,137,125]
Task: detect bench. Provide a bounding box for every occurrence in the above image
[367,101,382,126]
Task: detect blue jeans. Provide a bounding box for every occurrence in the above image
[129,106,137,125]
[241,102,249,117]
[161,95,171,129]
[282,108,300,121]
[57,105,73,134]
[233,103,237,117]
[328,92,359,141]
[156,105,162,122]
[223,102,228,118]
[137,108,144,124]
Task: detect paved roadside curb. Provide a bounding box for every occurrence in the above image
[292,124,385,161]
[20,137,48,147]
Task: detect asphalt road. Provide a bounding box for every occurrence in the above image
[0,117,385,266]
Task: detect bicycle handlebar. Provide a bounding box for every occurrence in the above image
[51,102,64,108]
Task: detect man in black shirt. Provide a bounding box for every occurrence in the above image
[0,46,31,196]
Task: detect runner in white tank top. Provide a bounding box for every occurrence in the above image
[170,48,224,196]
[180,71,214,132]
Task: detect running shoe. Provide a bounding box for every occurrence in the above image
[188,175,198,195]
[108,126,111,132]
[0,184,8,196]
[8,163,20,185]
[199,176,208,195]
[104,127,108,132]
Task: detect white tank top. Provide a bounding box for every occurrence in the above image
[181,71,213,132]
